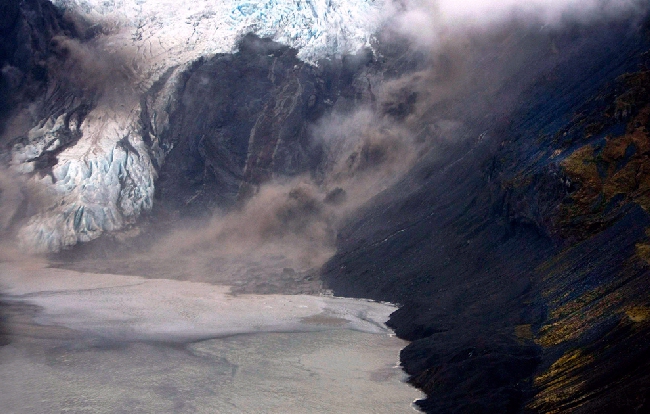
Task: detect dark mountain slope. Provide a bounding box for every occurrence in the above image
[1,0,64,126]
[322,13,650,414]
[154,34,374,217]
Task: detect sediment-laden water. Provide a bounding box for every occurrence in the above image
[0,264,422,413]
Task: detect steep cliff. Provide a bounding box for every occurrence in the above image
[153,35,375,217]
[323,12,650,414]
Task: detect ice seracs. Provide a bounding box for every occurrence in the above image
[52,0,385,64]
[8,0,385,252]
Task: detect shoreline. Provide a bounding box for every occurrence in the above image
[0,261,423,413]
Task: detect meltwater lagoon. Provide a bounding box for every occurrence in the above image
[0,263,422,413]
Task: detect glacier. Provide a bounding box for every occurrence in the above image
[9,0,387,252]
[52,0,386,64]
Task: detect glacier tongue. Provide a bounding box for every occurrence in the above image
[9,0,386,252]
[14,103,157,252]
[9,56,186,252]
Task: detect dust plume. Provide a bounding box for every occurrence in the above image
[0,169,53,262]
[47,35,140,97]
[386,0,646,49]
[127,104,431,290]
[6,0,647,294]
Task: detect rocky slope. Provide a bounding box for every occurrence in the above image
[323,10,650,414]
[152,35,375,217]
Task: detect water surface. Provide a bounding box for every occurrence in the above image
[0,263,422,413]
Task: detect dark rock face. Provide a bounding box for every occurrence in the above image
[0,0,75,135]
[47,33,389,281]
[322,15,650,414]
[154,34,375,217]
